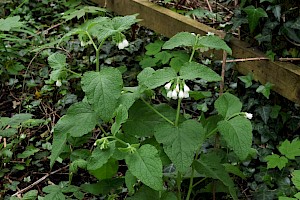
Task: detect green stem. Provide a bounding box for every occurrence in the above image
[106,136,129,146]
[186,166,195,200]
[177,171,182,200]
[192,177,207,188]
[99,125,109,136]
[141,97,174,126]
[206,127,218,138]
[189,47,196,62]
[65,68,82,77]
[96,48,100,72]
[175,98,182,126]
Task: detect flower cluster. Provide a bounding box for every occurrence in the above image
[165,80,190,100]
[117,39,129,50]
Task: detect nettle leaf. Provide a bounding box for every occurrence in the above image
[81,68,123,122]
[0,16,24,31]
[292,170,300,190]
[265,154,288,170]
[142,67,177,89]
[87,142,116,171]
[125,144,163,191]
[279,139,300,160]
[154,120,205,173]
[145,40,164,55]
[194,153,237,200]
[196,35,232,55]
[214,93,242,119]
[244,6,268,33]
[217,116,252,160]
[162,32,196,49]
[179,61,221,82]
[123,101,177,137]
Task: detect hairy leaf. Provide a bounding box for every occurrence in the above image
[162,32,196,49]
[196,35,232,55]
[215,93,242,119]
[126,144,163,191]
[143,68,177,89]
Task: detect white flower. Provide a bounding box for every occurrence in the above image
[175,84,180,92]
[206,32,215,36]
[178,90,184,99]
[164,82,172,90]
[183,91,189,98]
[56,80,62,87]
[183,84,190,92]
[245,112,253,120]
[191,33,196,36]
[117,39,129,50]
[167,90,173,98]
[171,90,178,99]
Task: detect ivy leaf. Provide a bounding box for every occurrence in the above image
[145,40,164,55]
[214,93,242,119]
[244,6,268,33]
[0,16,24,31]
[50,102,98,168]
[87,142,116,171]
[278,139,300,160]
[256,82,273,99]
[194,153,237,200]
[265,154,288,170]
[196,35,232,55]
[142,67,177,89]
[292,170,300,190]
[125,144,163,191]
[154,120,205,173]
[179,61,221,82]
[81,68,123,122]
[256,105,272,124]
[238,74,253,88]
[162,32,196,49]
[217,116,252,160]
[123,101,178,137]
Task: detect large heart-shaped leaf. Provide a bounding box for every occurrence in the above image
[214,93,242,119]
[81,68,123,122]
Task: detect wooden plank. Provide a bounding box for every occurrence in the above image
[92,0,300,104]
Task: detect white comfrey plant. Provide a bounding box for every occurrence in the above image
[165,79,190,100]
[117,38,129,49]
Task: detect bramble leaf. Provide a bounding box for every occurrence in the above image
[81,68,123,122]
[154,120,205,173]
[265,154,288,170]
[126,144,163,191]
[214,93,242,119]
[217,116,252,160]
[179,61,221,82]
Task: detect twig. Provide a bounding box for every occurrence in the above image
[220,57,300,63]
[12,165,69,197]
[205,0,215,23]
[219,50,227,95]
[279,57,300,61]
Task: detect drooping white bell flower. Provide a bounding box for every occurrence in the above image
[178,90,184,99]
[171,90,178,99]
[118,39,129,50]
[175,84,180,92]
[164,82,172,90]
[183,91,189,98]
[245,112,253,120]
[56,80,62,87]
[183,84,190,92]
[167,90,173,98]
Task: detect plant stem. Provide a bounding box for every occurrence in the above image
[206,127,218,138]
[65,68,82,77]
[175,98,182,126]
[177,171,182,200]
[106,136,129,146]
[186,166,195,200]
[99,125,108,136]
[141,97,175,126]
[192,177,207,188]
[96,48,100,72]
[189,47,195,62]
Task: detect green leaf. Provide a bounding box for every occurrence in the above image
[214,93,242,119]
[217,116,252,160]
[162,32,196,49]
[54,102,98,137]
[179,61,221,82]
[196,35,232,55]
[1,113,32,128]
[265,154,288,170]
[256,82,273,99]
[238,74,253,88]
[81,179,124,195]
[223,163,246,179]
[244,6,268,33]
[143,67,177,89]
[127,185,159,200]
[89,158,118,180]
[155,51,173,64]
[48,53,66,70]
[139,57,160,68]
[154,120,205,173]
[87,142,116,170]
[125,144,163,191]
[145,40,164,55]
[125,170,137,195]
[17,146,39,159]
[279,139,300,160]
[0,16,24,31]
[81,68,123,122]
[22,190,38,200]
[62,6,106,21]
[70,159,87,173]
[270,105,281,118]
[43,185,65,200]
[123,101,177,137]
[292,170,300,190]
[256,105,272,124]
[194,153,237,200]
[111,105,129,135]
[50,131,68,168]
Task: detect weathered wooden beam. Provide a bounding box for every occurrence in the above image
[92,0,300,104]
